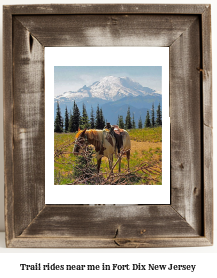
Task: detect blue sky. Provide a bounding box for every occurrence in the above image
[54,66,162,96]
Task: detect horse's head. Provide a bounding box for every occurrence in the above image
[73,128,87,155]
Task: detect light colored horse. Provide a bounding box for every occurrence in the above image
[73,128,131,173]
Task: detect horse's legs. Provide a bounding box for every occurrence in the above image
[118,155,121,173]
[127,150,130,171]
[109,155,113,172]
[97,157,102,173]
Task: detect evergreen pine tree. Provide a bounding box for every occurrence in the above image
[73,101,80,132]
[125,106,132,129]
[64,106,69,132]
[145,110,151,128]
[118,115,125,129]
[117,115,119,126]
[68,101,80,132]
[151,103,155,127]
[68,109,74,132]
[81,103,89,129]
[99,108,105,129]
[156,103,162,126]
[54,102,63,133]
[138,116,143,129]
[61,115,64,131]
[90,106,95,129]
[95,104,101,129]
[132,113,136,129]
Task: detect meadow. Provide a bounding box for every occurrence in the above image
[54,127,162,185]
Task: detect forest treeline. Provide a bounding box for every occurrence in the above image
[54,100,162,133]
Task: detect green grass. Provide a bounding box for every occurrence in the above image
[54,132,76,183]
[127,126,162,142]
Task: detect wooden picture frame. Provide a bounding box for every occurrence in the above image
[3,4,213,248]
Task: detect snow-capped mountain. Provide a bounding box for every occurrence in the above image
[54,76,160,103]
[54,76,162,124]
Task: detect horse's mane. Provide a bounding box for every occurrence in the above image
[75,130,84,138]
[75,129,101,139]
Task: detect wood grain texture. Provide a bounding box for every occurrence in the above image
[13,17,45,237]
[202,6,212,129]
[16,15,197,47]
[3,7,14,247]
[4,4,207,15]
[203,125,213,243]
[7,236,212,248]
[201,6,213,244]
[20,205,199,238]
[170,17,202,234]
[3,4,213,248]
[8,237,211,248]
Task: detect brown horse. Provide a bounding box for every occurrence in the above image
[73,128,131,173]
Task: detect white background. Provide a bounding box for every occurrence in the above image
[0,0,216,277]
[45,47,170,204]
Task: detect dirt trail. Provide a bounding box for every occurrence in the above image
[130,140,162,154]
[102,140,161,161]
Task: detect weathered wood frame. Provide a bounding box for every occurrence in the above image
[3,4,212,248]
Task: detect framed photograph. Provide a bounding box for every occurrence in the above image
[46,47,170,205]
[4,4,213,247]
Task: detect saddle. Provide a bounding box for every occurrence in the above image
[109,125,124,154]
